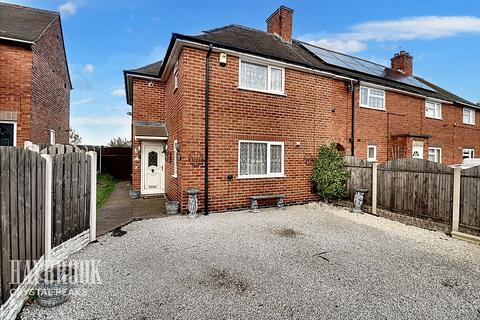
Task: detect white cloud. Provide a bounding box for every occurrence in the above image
[352,16,480,41]
[305,38,367,54]
[111,88,126,97]
[72,97,96,106]
[84,64,94,73]
[58,1,77,16]
[299,16,480,54]
[72,115,131,145]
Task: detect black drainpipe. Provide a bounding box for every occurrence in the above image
[204,44,213,215]
[350,80,356,156]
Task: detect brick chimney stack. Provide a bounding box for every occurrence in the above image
[266,6,293,43]
[391,51,413,76]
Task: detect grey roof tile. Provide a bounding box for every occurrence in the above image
[0,2,58,43]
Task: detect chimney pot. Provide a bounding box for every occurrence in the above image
[266,6,294,43]
[391,50,413,76]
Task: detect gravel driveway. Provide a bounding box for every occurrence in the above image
[21,203,480,320]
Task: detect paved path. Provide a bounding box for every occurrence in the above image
[22,203,480,319]
[96,181,168,236]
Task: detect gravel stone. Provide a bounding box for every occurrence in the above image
[20,202,480,320]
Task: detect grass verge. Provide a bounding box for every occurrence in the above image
[97,174,116,209]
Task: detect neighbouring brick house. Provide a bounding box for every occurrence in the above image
[0,3,71,146]
[124,6,479,213]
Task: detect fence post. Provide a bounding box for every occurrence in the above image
[87,151,97,242]
[371,162,378,215]
[41,154,53,267]
[451,167,462,233]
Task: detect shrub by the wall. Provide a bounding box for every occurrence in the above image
[311,142,351,201]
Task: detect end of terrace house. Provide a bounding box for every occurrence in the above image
[124,6,479,213]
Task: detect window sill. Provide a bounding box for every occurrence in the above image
[238,86,286,97]
[425,116,442,121]
[359,104,386,111]
[462,122,476,126]
[237,174,286,180]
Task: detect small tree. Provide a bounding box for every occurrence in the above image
[108,137,131,147]
[69,128,82,145]
[311,142,351,201]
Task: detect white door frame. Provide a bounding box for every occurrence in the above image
[0,120,17,146]
[412,141,424,159]
[141,141,165,195]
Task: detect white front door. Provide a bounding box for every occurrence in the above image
[412,141,424,159]
[141,141,165,195]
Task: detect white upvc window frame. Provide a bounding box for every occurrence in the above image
[462,148,475,159]
[238,59,285,95]
[428,147,442,163]
[463,107,475,125]
[359,86,385,111]
[425,100,442,120]
[237,140,285,179]
[172,140,178,178]
[173,61,179,90]
[0,120,17,147]
[50,129,56,145]
[367,145,377,162]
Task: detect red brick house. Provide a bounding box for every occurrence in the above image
[0,3,71,146]
[124,6,479,213]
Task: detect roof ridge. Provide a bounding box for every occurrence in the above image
[0,2,59,16]
[203,24,287,41]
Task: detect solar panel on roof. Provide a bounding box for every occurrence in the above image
[301,42,436,92]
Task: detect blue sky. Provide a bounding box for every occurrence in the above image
[5,0,480,145]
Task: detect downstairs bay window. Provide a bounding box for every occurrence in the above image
[238,141,284,178]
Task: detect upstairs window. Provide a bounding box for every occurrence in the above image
[173,61,179,90]
[428,147,442,163]
[360,86,385,110]
[238,141,284,178]
[239,60,284,94]
[463,148,475,159]
[463,108,475,125]
[425,101,442,119]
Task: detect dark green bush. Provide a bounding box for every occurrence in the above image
[311,142,351,201]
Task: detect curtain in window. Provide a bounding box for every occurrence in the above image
[240,62,267,90]
[240,142,267,175]
[360,87,368,105]
[463,109,473,123]
[270,144,282,173]
[369,89,384,109]
[270,68,282,92]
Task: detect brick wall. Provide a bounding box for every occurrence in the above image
[348,89,480,164]
[131,78,166,190]
[31,17,71,144]
[0,41,33,146]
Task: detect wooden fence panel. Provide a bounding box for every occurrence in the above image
[0,147,45,303]
[460,166,480,236]
[344,156,373,205]
[377,159,454,224]
[52,152,91,246]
